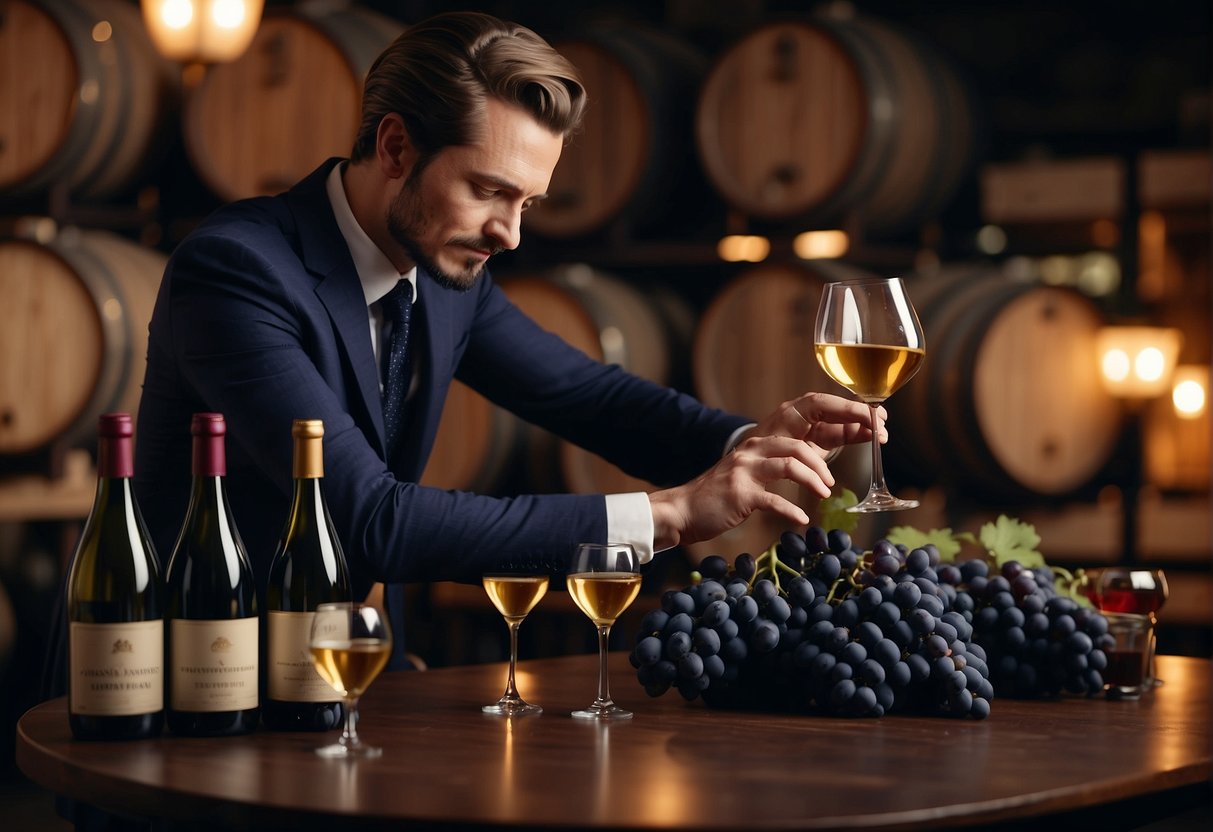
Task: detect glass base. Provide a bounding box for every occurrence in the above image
[848,492,919,513]
[572,702,632,720]
[314,742,382,759]
[483,697,542,716]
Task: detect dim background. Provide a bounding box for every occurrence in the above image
[1,0,1210,814]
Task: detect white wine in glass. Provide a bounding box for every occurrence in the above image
[482,574,549,715]
[568,543,642,720]
[308,602,392,758]
[814,277,925,512]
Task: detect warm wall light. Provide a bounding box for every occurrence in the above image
[716,235,769,263]
[1097,325,1183,399]
[793,229,848,260]
[1171,365,1208,419]
[141,0,263,64]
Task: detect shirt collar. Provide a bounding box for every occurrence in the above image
[325,162,418,307]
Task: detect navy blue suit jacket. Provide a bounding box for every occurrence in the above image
[134,160,748,644]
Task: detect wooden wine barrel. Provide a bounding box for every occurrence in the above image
[886,265,1122,500]
[695,14,977,233]
[183,4,403,201]
[0,229,167,455]
[525,24,708,238]
[0,0,177,200]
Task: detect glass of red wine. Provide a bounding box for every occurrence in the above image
[1094,568,1168,687]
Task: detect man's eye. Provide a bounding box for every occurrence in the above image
[473,185,496,199]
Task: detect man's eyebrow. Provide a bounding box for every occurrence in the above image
[478,174,548,201]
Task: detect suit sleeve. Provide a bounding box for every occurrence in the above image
[456,281,750,487]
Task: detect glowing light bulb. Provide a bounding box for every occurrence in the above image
[161,0,194,30]
[211,0,246,29]
[1102,349,1130,383]
[1134,347,1166,382]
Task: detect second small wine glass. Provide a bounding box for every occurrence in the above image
[308,601,392,758]
[482,572,549,715]
[567,543,642,720]
[1095,567,1169,687]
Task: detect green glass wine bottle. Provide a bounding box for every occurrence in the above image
[165,413,259,736]
[263,419,351,730]
[67,413,164,740]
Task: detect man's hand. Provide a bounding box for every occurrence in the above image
[743,392,886,458]
[648,392,886,550]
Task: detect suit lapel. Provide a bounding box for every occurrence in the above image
[285,161,389,457]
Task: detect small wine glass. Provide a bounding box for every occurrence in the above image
[482,573,550,715]
[308,601,392,758]
[814,277,926,512]
[567,543,642,720]
[1095,567,1169,687]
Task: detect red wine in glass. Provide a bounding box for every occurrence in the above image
[1095,570,1168,616]
[1095,568,1168,687]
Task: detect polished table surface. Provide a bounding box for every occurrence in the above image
[17,653,1212,831]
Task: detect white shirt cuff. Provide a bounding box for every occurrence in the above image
[605,492,656,563]
[725,422,757,455]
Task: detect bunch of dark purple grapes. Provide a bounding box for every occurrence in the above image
[936,559,1111,698]
[629,527,994,719]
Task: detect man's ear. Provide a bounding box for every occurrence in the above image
[377,113,417,180]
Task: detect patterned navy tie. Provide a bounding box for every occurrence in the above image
[380,279,413,459]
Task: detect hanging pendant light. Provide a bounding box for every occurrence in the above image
[141,0,264,64]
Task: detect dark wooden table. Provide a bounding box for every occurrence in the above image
[17,654,1212,831]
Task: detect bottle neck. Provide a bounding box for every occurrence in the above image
[288,475,324,519]
[97,434,134,479]
[293,436,324,479]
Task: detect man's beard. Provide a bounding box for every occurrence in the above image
[387,178,502,293]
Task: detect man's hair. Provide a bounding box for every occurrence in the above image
[351,12,587,163]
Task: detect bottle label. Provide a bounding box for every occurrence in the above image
[69,621,163,716]
[267,611,341,702]
[169,618,258,711]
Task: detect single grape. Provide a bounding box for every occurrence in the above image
[827,529,852,554]
[634,636,662,666]
[698,555,729,581]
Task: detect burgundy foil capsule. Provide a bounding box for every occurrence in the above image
[190,413,227,477]
[97,413,134,479]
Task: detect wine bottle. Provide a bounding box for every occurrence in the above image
[165,413,259,735]
[66,413,164,740]
[263,419,351,730]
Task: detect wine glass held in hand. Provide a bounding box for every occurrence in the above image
[308,602,392,758]
[814,277,925,512]
[567,543,642,720]
[482,573,550,715]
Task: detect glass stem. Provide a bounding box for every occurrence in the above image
[504,619,522,699]
[867,403,889,495]
[595,624,612,706]
[341,698,360,748]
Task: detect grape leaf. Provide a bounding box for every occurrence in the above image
[978,515,1045,568]
[818,489,859,534]
[886,526,964,563]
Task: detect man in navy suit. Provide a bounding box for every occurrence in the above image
[133,12,883,660]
